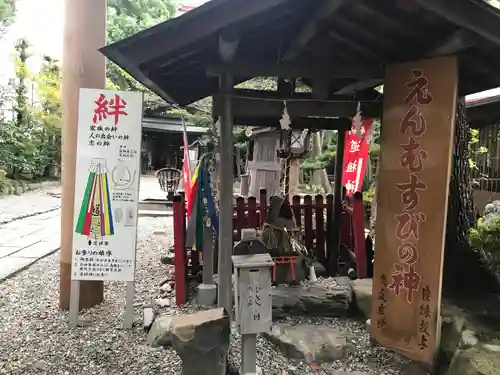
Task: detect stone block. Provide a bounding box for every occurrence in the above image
[147,315,174,347]
[143,306,155,332]
[448,346,500,375]
[351,278,372,318]
[272,281,352,319]
[171,308,230,375]
[263,322,355,363]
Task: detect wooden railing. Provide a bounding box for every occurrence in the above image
[171,188,367,305]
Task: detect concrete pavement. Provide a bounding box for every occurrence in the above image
[0,176,168,281]
[0,210,61,280]
[0,186,61,224]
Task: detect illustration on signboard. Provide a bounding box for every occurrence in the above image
[75,158,115,241]
[111,163,136,190]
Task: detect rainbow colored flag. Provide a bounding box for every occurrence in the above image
[75,159,114,240]
[185,159,219,251]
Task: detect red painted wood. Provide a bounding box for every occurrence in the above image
[173,196,186,306]
[247,196,259,229]
[303,195,314,251]
[235,196,246,240]
[352,192,367,278]
[292,195,302,229]
[259,189,268,224]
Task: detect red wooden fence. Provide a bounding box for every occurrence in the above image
[171,189,367,305]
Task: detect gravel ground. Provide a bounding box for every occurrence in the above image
[0,215,411,375]
[228,320,411,375]
[0,217,173,375]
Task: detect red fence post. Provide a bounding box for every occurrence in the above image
[292,195,302,228]
[259,189,268,225]
[303,195,314,251]
[352,192,367,278]
[235,196,246,241]
[248,196,258,230]
[173,194,186,305]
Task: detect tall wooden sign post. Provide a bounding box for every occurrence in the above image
[60,0,107,309]
[371,56,458,367]
[69,88,143,329]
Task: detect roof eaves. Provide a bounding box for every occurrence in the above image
[104,0,228,51]
[100,44,178,104]
[466,94,500,108]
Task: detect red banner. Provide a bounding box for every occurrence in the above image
[342,118,373,196]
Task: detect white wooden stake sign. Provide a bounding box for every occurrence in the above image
[69,88,143,329]
[232,253,274,375]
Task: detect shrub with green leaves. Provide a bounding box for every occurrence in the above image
[469,202,500,282]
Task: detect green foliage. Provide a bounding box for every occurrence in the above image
[301,120,381,178]
[299,183,322,194]
[107,0,215,126]
[469,128,488,171]
[469,216,500,282]
[107,0,177,91]
[237,78,277,91]
[362,185,376,222]
[0,40,62,183]
[0,0,16,31]
[301,131,336,172]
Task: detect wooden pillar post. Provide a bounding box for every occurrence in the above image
[328,128,346,275]
[60,0,106,309]
[217,72,234,320]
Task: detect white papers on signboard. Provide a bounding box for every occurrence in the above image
[71,88,143,282]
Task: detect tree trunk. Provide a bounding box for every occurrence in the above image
[443,96,500,294]
[312,131,332,194]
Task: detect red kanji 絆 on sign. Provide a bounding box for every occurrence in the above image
[93,93,129,126]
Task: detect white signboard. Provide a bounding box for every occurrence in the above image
[71,88,143,282]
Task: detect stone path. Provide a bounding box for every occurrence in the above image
[0,209,61,281]
[0,176,160,281]
[0,186,61,224]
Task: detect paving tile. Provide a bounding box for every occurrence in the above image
[0,228,43,246]
[33,210,60,220]
[3,233,42,248]
[14,240,60,259]
[0,256,35,280]
[0,246,22,258]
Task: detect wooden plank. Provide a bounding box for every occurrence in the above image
[237,267,272,334]
[227,88,382,101]
[119,0,294,65]
[247,161,282,172]
[213,95,382,119]
[207,60,383,80]
[371,56,458,366]
[282,0,344,61]
[233,116,353,130]
[413,0,500,48]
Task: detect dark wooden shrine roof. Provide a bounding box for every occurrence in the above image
[101,0,500,106]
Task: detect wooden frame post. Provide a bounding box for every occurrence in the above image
[217,72,235,321]
[60,0,106,310]
[328,128,346,275]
